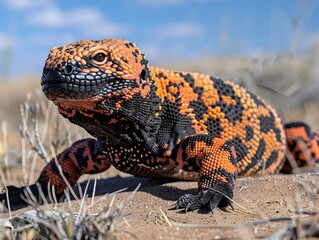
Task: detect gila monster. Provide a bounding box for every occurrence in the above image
[1,38,319,212]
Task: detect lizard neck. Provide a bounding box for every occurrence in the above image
[55,82,162,145]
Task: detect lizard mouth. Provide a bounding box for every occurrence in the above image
[41,69,77,100]
[41,67,105,101]
[41,63,139,101]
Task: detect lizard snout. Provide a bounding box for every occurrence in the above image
[43,69,64,83]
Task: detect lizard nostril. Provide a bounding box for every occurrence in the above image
[64,64,73,74]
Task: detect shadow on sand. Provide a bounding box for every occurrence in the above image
[73,176,197,202]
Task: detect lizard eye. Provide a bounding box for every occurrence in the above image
[91,52,107,65]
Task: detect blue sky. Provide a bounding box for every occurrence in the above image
[0,0,318,78]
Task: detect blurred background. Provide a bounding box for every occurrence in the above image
[0,0,318,184]
[1,0,318,77]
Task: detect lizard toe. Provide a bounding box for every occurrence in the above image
[174,189,232,212]
[174,192,203,211]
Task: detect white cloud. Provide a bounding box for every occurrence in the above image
[83,22,130,38]
[27,7,99,28]
[25,32,76,48]
[26,6,130,37]
[4,0,52,10]
[0,33,15,49]
[157,22,204,39]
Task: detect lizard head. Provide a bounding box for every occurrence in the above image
[41,39,151,104]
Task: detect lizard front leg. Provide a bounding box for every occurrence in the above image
[171,134,238,212]
[0,138,111,210]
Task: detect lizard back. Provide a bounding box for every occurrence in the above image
[150,67,287,176]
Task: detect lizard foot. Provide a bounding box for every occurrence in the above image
[0,184,39,211]
[174,189,232,212]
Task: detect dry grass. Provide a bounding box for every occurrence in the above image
[0,182,139,239]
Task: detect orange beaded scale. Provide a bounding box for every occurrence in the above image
[1,39,318,211]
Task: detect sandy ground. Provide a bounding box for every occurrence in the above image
[1,172,319,239]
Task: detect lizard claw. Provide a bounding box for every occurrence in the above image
[174,189,232,212]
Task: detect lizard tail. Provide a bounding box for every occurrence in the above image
[281,122,319,173]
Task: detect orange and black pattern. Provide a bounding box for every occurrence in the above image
[171,135,237,210]
[1,38,318,211]
[281,122,319,173]
[37,138,111,196]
